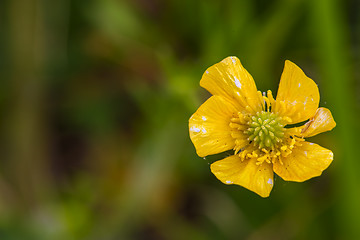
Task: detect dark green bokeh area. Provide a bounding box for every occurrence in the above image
[0,0,359,239]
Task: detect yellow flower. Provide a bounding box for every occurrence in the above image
[189,56,336,197]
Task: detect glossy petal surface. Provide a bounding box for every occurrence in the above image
[301,107,336,137]
[273,142,333,182]
[200,56,262,114]
[211,155,274,197]
[189,95,246,157]
[274,61,320,124]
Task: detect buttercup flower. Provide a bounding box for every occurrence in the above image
[189,56,336,197]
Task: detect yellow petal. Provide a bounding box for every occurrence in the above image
[273,141,333,182]
[200,56,262,114]
[210,155,274,198]
[189,95,247,157]
[300,107,336,138]
[274,60,320,124]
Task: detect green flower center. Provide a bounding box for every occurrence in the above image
[245,111,284,149]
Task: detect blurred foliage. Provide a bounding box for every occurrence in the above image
[0,0,359,239]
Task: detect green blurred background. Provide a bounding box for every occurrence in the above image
[1,0,359,239]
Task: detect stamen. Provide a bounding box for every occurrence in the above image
[229,122,241,128]
[257,91,265,110]
[256,155,268,165]
[282,116,293,124]
[231,117,241,123]
[267,90,276,107]
[263,96,271,112]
